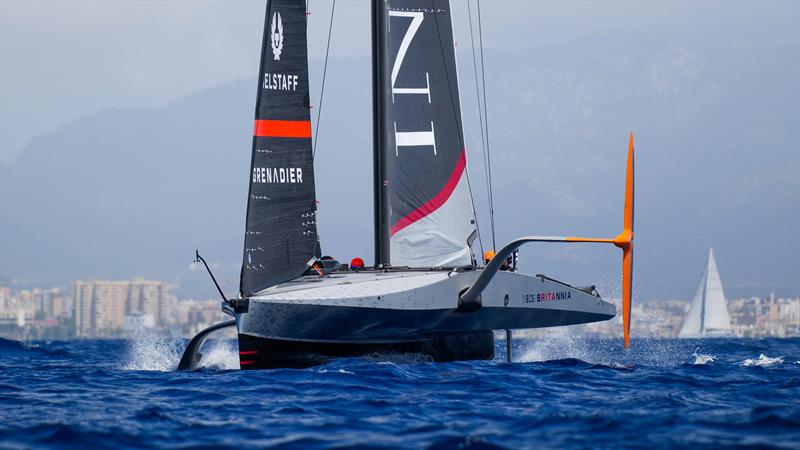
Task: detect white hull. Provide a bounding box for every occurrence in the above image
[238,269,616,343]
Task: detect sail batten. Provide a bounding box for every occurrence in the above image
[241,0,318,297]
[380,0,477,268]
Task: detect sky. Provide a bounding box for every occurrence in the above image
[4,0,797,163]
[1,0,798,300]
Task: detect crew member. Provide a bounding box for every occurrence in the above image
[483,250,510,271]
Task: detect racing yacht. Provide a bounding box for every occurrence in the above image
[179,0,635,370]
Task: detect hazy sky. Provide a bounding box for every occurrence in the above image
[2,0,797,162]
[1,0,798,299]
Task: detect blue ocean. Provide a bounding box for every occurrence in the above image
[1,335,798,449]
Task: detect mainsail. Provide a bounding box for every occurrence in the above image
[241,0,318,296]
[678,248,735,338]
[377,0,478,267]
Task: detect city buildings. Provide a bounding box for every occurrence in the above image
[1,279,225,340]
[553,296,800,338]
[0,286,72,340]
[0,280,797,341]
[729,294,800,338]
[73,278,173,338]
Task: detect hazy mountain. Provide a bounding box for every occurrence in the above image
[2,39,798,300]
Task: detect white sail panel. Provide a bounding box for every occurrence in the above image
[703,249,733,332]
[678,274,705,338]
[381,0,477,267]
[391,172,474,267]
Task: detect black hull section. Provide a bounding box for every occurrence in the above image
[237,332,494,369]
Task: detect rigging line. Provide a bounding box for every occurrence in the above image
[312,0,336,159]
[476,0,496,252]
[429,1,483,259]
[463,161,485,259]
[466,0,491,253]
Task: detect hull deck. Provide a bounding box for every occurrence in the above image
[233,269,616,368]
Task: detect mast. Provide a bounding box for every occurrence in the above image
[372,0,390,267]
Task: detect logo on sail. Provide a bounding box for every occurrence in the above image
[252,167,303,184]
[271,12,284,60]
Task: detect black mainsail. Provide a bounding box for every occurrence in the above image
[376,0,478,268]
[241,0,318,296]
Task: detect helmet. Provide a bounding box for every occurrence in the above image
[350,257,365,269]
[483,250,496,262]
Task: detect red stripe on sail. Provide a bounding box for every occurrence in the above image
[390,149,466,236]
[253,120,312,138]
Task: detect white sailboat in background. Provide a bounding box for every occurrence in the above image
[678,248,735,338]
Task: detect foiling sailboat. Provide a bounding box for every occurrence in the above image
[678,249,735,338]
[179,0,636,370]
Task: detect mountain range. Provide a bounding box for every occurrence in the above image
[2,40,798,300]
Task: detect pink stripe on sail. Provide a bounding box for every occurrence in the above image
[390,149,467,236]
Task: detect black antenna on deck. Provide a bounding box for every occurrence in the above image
[195,249,229,305]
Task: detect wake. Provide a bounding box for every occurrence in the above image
[121,328,239,371]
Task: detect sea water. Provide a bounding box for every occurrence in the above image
[1,336,798,449]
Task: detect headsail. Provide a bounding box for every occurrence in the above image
[679,248,734,338]
[679,274,705,338]
[241,0,318,296]
[377,0,477,267]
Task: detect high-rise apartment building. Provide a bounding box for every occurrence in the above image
[73,279,171,337]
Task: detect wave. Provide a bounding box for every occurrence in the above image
[516,333,685,368]
[361,352,434,364]
[742,354,784,367]
[692,347,716,365]
[2,338,799,449]
[0,337,27,350]
[0,337,71,358]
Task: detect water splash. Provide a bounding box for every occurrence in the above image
[196,339,239,370]
[516,329,685,367]
[122,329,184,371]
[742,354,784,367]
[692,347,716,365]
